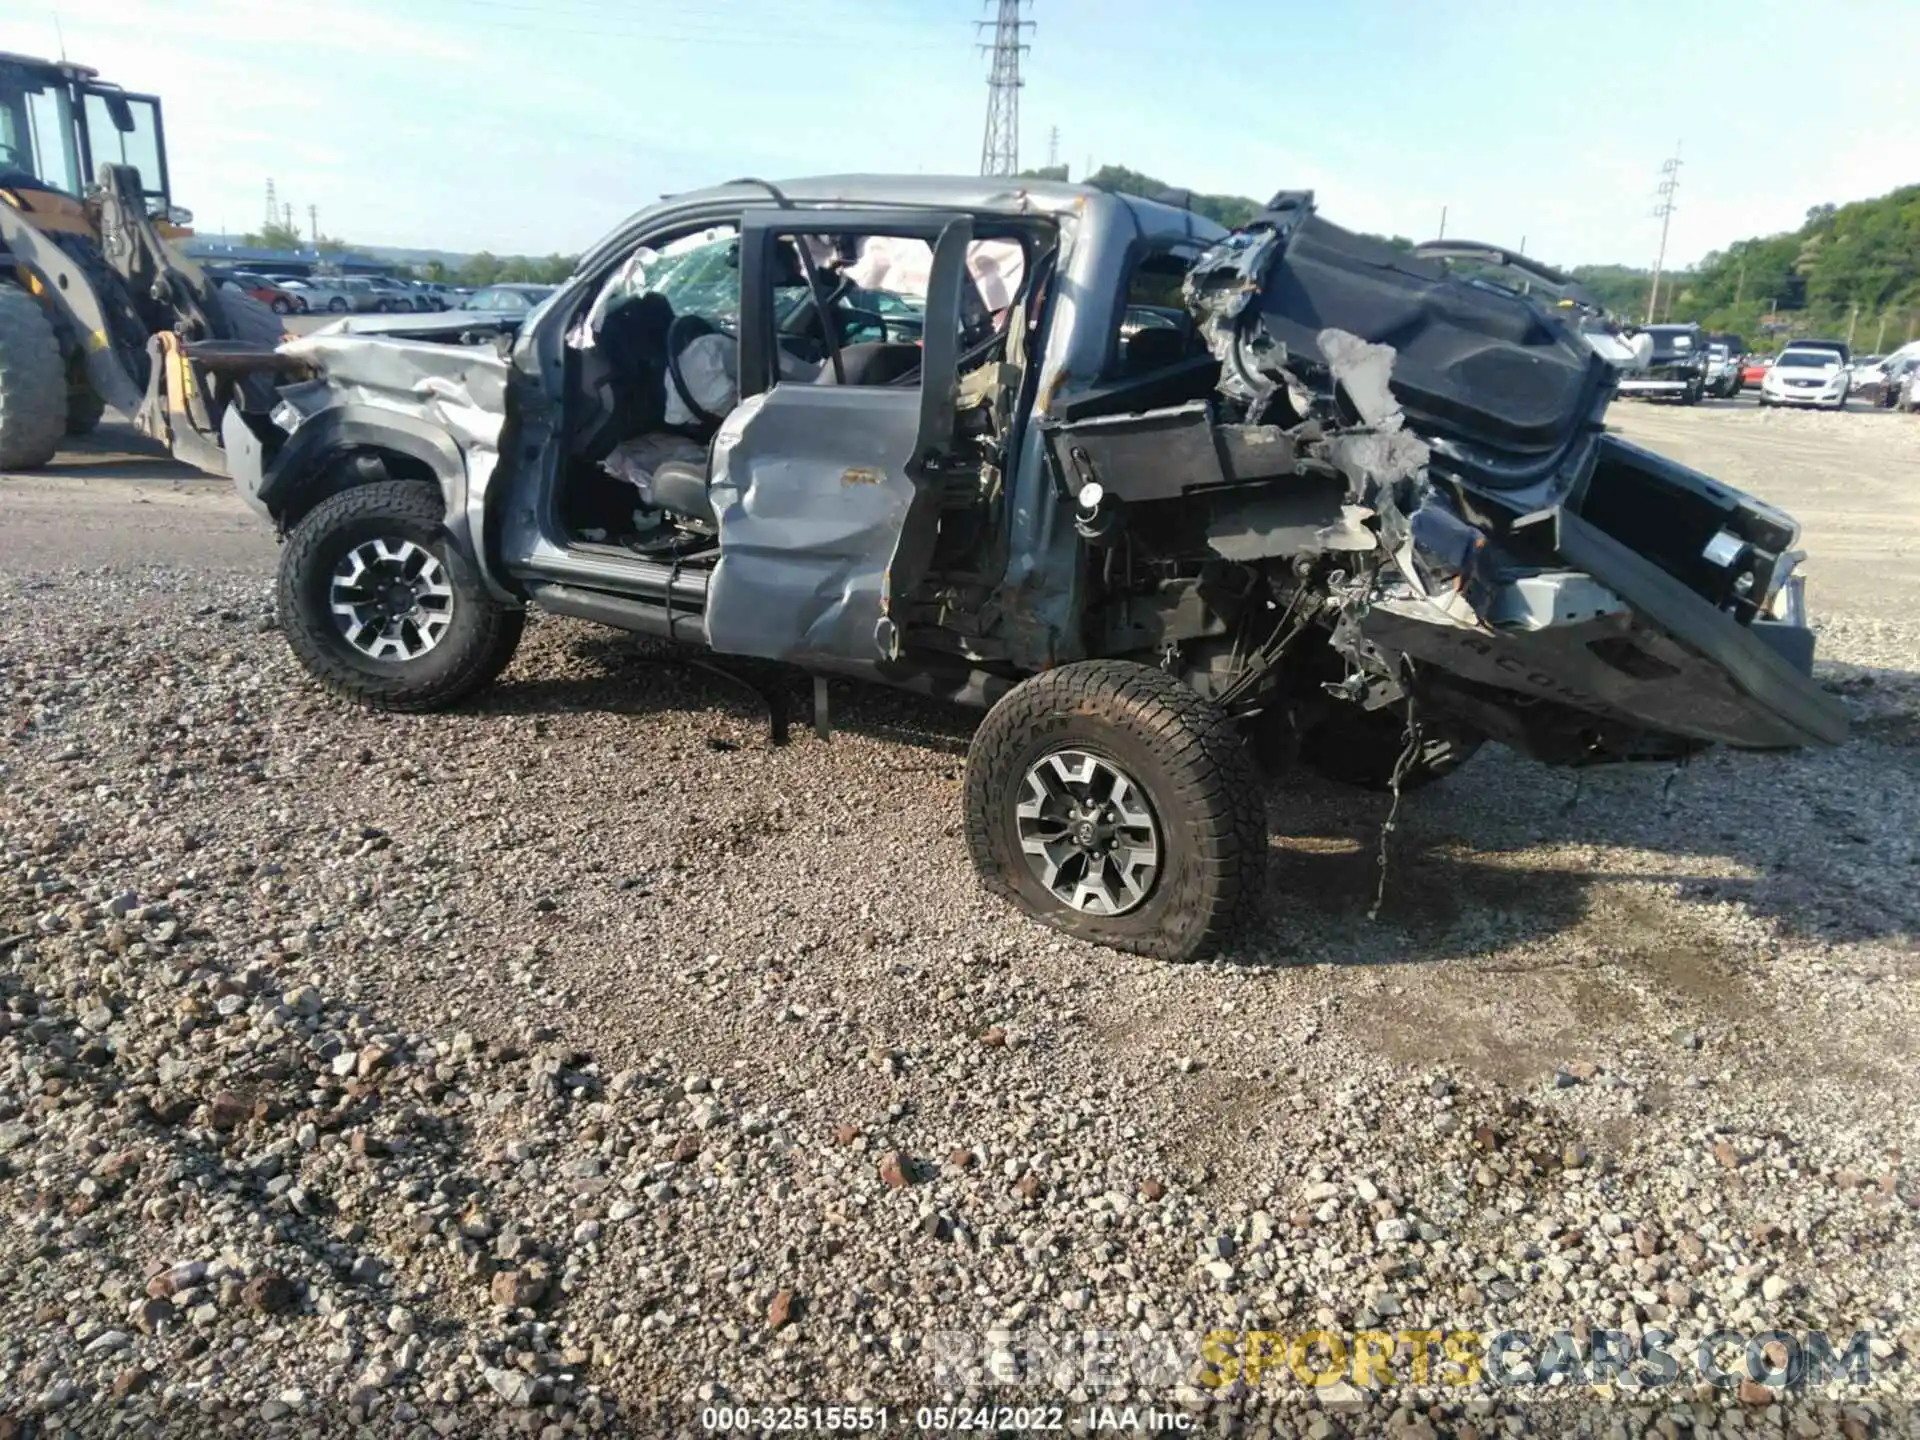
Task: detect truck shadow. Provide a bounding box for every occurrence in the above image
[480,627,1916,958]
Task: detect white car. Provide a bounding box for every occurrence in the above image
[1759,343,1851,410]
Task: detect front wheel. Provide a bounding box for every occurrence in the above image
[964,661,1267,961]
[270,296,292,314]
[277,479,524,712]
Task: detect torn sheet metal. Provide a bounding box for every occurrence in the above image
[280,335,506,446]
[278,332,510,490]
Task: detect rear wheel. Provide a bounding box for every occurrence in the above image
[964,661,1267,961]
[277,479,524,712]
[0,285,67,469]
[328,297,348,313]
[271,296,292,314]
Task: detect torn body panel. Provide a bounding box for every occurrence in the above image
[230,333,515,600]
[1168,194,1844,761]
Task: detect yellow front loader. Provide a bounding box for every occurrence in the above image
[0,50,285,473]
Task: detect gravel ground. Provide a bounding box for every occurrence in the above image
[0,409,1916,1437]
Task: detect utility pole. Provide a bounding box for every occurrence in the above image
[263,178,277,230]
[1873,311,1888,353]
[1846,301,1859,349]
[282,201,293,235]
[1646,143,1682,325]
[1046,124,1060,171]
[976,0,1032,177]
[308,204,319,245]
[1436,205,1447,239]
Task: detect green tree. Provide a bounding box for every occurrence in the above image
[459,251,504,288]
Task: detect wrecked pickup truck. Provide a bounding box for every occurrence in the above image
[227,177,1846,961]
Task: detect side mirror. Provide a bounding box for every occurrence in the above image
[909,215,974,479]
[104,92,137,133]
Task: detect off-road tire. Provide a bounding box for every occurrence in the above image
[964,661,1267,961]
[278,479,524,712]
[65,353,107,435]
[1295,705,1483,792]
[0,285,66,469]
[211,289,289,410]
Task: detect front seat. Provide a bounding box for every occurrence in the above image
[649,456,717,531]
[813,341,922,387]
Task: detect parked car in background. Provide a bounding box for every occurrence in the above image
[362,275,422,312]
[1741,355,1773,387]
[1872,354,1920,408]
[1614,322,1711,403]
[280,277,356,314]
[1845,354,1885,398]
[217,271,307,314]
[460,283,556,313]
[1760,342,1852,409]
[1704,341,1742,398]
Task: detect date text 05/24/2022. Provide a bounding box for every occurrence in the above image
[700,1404,1195,1432]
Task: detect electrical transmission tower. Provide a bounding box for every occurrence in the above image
[1047,124,1060,170]
[263,178,278,230]
[977,0,1032,177]
[1646,144,1682,324]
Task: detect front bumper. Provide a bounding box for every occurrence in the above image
[1763,383,1845,406]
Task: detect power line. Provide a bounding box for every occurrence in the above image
[1646,143,1682,325]
[977,0,1031,177]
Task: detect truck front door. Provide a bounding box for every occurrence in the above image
[703,209,975,676]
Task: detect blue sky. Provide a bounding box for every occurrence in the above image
[6,0,1915,265]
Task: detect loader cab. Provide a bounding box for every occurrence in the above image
[0,52,172,215]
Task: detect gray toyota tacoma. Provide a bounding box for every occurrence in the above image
[227,177,1847,960]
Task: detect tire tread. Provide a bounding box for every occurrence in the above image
[964,660,1266,962]
[276,479,523,713]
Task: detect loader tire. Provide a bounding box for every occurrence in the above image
[65,383,107,436]
[964,660,1268,962]
[212,289,289,410]
[0,285,67,470]
[278,479,524,713]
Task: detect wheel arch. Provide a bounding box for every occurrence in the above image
[256,405,515,604]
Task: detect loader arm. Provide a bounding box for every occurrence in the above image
[7,161,298,475]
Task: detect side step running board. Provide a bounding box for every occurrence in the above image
[522,580,707,646]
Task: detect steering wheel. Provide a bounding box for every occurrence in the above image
[664,312,731,431]
[812,270,900,345]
